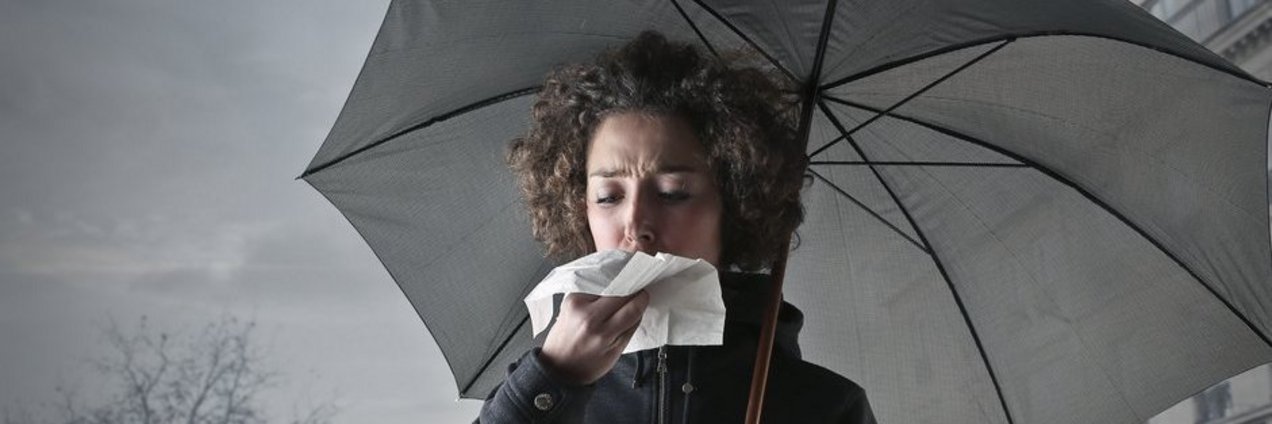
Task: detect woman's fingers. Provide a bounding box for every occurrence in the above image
[586,292,636,319]
[570,291,648,330]
[605,290,649,331]
[541,290,651,385]
[562,292,600,310]
[609,315,642,351]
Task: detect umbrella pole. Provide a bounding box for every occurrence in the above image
[744,2,833,418]
[744,233,792,424]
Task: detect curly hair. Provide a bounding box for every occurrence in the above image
[507,31,806,271]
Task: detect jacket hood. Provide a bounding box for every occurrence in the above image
[719,272,804,359]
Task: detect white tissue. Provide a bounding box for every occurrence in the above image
[524,250,725,353]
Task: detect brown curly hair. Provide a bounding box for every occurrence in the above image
[507,31,806,271]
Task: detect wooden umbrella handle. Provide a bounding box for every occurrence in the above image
[744,233,792,424]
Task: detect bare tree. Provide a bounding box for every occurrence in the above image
[38,316,336,424]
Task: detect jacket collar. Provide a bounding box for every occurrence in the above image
[719,272,804,359]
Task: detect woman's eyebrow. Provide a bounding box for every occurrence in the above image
[656,165,699,174]
[589,164,701,178]
[588,168,623,178]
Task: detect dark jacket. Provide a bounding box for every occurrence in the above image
[476,273,877,423]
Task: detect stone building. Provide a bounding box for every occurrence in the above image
[1134,1,1272,423]
[1137,0,1272,79]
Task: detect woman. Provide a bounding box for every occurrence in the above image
[478,31,876,423]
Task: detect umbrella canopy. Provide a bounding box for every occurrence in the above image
[300,1,1272,422]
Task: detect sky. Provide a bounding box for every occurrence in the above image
[0,0,482,421]
[4,1,1271,423]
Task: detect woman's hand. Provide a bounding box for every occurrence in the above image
[539,290,650,385]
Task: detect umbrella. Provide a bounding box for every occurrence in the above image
[300,0,1272,422]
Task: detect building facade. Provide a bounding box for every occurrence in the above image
[1137,0,1272,79]
[1135,1,1272,423]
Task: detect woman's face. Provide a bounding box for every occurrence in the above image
[585,112,723,267]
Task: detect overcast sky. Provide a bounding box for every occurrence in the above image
[0,0,482,421]
[6,1,1271,423]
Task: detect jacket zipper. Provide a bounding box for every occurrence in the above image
[656,346,668,424]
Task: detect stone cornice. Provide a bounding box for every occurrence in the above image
[1211,2,1272,63]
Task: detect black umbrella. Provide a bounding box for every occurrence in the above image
[301,1,1272,422]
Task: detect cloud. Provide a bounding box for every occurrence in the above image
[0,0,492,422]
[13,209,33,226]
[0,211,268,287]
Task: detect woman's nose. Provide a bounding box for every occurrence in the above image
[622,189,657,251]
[624,224,655,246]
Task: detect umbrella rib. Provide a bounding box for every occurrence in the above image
[460,260,553,397]
[302,178,487,399]
[688,0,798,83]
[299,86,540,179]
[818,32,1269,92]
[813,134,846,151]
[806,168,930,254]
[817,99,1018,424]
[823,94,1272,351]
[811,160,1028,168]
[808,39,1010,159]
[461,313,531,396]
[791,0,839,154]
[671,0,720,58]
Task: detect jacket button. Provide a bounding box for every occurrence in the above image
[682,382,695,394]
[533,393,555,411]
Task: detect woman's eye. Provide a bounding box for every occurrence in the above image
[660,191,690,202]
[595,194,620,204]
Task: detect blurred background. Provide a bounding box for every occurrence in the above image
[0,0,1268,423]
